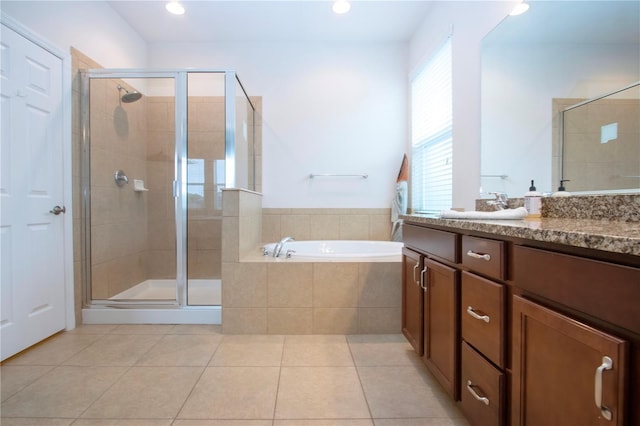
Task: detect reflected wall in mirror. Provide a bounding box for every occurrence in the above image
[559,82,640,193]
[481,0,640,197]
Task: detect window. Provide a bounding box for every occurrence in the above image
[411,37,452,214]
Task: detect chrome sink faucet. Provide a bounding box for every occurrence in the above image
[488,192,509,210]
[273,236,295,258]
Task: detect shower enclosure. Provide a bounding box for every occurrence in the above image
[80,69,255,324]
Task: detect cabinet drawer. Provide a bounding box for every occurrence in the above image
[404,224,459,263]
[460,341,504,426]
[461,272,505,368]
[513,245,640,334]
[462,236,505,280]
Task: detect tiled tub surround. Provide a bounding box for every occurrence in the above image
[263,207,393,242]
[222,189,401,334]
[223,259,401,335]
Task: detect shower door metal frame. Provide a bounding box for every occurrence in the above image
[81,69,187,307]
[81,68,254,309]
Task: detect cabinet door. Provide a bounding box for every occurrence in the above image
[512,296,628,426]
[402,248,423,355]
[423,258,459,399]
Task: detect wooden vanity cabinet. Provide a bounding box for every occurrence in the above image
[403,224,460,400]
[402,247,423,355]
[403,221,639,426]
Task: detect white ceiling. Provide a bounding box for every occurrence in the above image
[484,0,640,45]
[107,0,436,43]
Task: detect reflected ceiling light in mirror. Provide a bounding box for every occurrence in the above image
[509,1,530,16]
[166,1,185,15]
[333,0,351,15]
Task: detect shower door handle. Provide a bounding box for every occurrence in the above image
[173,180,179,198]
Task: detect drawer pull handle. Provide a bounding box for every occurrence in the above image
[466,306,490,323]
[420,266,428,292]
[466,250,491,261]
[466,380,489,406]
[595,356,613,421]
[420,265,427,293]
[413,264,420,287]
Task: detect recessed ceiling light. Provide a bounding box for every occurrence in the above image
[333,0,351,15]
[509,1,530,16]
[166,1,185,16]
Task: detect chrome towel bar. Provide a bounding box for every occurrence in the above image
[309,173,368,179]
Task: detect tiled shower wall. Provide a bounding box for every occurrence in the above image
[184,96,225,279]
[86,73,150,299]
[145,96,176,281]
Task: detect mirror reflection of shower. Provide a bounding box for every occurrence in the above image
[117,84,142,103]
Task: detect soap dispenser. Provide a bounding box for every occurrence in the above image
[552,179,572,197]
[524,180,542,218]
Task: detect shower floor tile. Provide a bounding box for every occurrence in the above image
[1,325,469,425]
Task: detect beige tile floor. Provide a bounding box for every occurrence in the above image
[1,325,470,426]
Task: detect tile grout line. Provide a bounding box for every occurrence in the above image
[169,331,226,423]
[346,335,376,423]
[73,328,155,422]
[271,334,287,423]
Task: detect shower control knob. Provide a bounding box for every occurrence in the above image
[50,205,66,215]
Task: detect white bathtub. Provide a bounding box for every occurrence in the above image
[262,240,403,260]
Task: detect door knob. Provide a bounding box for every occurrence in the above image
[50,205,66,215]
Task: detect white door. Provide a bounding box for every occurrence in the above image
[1,24,66,361]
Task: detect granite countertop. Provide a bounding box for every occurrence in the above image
[402,215,640,257]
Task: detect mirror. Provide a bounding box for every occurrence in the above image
[561,82,639,193]
[480,0,640,197]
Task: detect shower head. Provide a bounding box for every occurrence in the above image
[117,85,142,103]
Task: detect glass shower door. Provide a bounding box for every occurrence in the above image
[84,74,179,304]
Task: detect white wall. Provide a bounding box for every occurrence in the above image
[409,1,512,211]
[0,1,147,68]
[1,0,514,211]
[149,41,408,208]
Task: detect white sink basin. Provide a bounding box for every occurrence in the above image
[439,207,528,220]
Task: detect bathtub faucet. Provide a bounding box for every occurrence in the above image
[273,237,295,258]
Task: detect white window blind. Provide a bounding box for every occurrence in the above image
[411,37,453,214]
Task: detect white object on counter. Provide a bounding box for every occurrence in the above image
[133,179,149,192]
[551,179,571,197]
[439,207,528,220]
[524,180,542,218]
